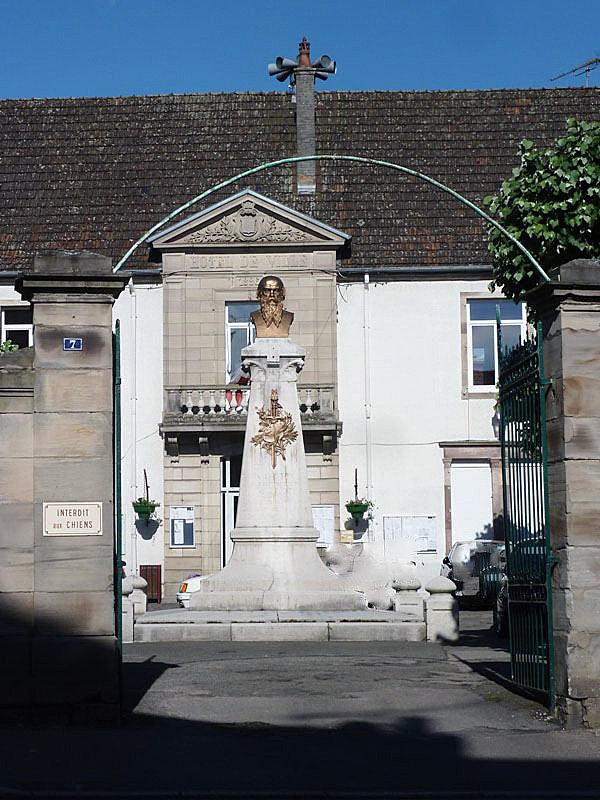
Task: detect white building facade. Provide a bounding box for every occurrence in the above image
[337,274,525,584]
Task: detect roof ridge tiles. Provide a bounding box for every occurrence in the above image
[0,86,598,106]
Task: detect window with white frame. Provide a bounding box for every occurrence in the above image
[221,455,241,566]
[1,305,33,349]
[467,299,526,390]
[225,301,259,384]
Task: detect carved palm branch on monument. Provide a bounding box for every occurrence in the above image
[251,389,298,468]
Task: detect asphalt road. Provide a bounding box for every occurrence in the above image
[1,611,600,799]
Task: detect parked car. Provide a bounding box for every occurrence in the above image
[176,573,211,608]
[441,539,505,607]
[478,543,506,605]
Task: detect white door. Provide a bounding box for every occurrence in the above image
[450,462,493,543]
[220,456,241,566]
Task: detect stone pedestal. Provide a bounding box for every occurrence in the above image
[130,575,148,617]
[528,258,600,727]
[122,577,135,644]
[191,338,364,611]
[425,576,459,642]
[392,570,425,622]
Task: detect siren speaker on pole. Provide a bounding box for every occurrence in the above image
[312,55,336,74]
[276,57,298,70]
[268,57,297,78]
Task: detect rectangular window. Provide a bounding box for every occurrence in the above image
[467,299,526,391]
[1,305,33,349]
[225,301,259,383]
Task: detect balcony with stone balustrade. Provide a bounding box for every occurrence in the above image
[161,384,338,434]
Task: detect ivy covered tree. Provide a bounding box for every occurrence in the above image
[485,119,600,301]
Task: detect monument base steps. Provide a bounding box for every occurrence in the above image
[189,539,367,611]
[134,609,426,642]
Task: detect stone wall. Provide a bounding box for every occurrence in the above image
[0,348,34,704]
[0,252,126,716]
[163,452,220,598]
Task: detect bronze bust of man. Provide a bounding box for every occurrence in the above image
[250,275,294,338]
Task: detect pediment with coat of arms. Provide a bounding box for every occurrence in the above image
[148,190,350,251]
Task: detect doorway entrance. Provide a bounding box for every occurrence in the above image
[450,461,493,543]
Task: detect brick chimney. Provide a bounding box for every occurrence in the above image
[268,37,336,195]
[295,38,317,194]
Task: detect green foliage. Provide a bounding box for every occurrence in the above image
[0,339,19,353]
[484,119,600,301]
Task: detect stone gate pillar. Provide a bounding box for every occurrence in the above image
[528,258,600,727]
[15,251,127,717]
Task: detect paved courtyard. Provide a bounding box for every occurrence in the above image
[1,611,600,799]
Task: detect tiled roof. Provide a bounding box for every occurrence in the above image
[0,89,598,271]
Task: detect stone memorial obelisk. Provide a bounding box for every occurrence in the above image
[191,276,364,611]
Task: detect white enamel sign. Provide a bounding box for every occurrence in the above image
[43,502,103,536]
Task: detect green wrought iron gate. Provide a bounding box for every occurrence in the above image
[498,319,555,708]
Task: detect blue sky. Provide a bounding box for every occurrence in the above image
[1,0,599,98]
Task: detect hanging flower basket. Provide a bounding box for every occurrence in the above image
[345,499,372,521]
[132,497,160,523]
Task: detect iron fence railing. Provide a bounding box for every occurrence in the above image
[498,316,555,709]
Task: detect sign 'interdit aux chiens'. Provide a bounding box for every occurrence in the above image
[42,502,103,536]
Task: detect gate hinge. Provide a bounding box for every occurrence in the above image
[546,551,559,569]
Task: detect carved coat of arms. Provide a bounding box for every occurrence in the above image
[188,200,311,244]
[251,389,298,468]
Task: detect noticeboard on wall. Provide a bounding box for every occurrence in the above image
[312,505,335,546]
[383,515,438,555]
[170,506,195,548]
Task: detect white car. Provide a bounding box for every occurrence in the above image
[441,539,504,601]
[176,573,211,608]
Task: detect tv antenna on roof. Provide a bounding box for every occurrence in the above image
[551,57,600,87]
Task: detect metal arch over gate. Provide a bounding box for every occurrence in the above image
[497,319,555,708]
[113,153,550,284]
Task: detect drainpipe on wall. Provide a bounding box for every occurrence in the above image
[129,279,138,575]
[363,273,374,539]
